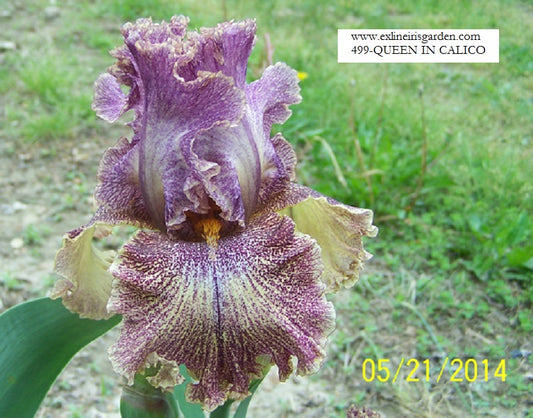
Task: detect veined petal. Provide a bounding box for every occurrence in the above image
[94,17,302,233]
[246,62,302,139]
[135,70,246,231]
[107,212,335,410]
[188,64,302,221]
[186,20,256,87]
[260,183,378,292]
[51,224,115,319]
[245,63,301,211]
[257,133,297,207]
[189,120,260,224]
[92,73,128,122]
[94,17,248,232]
[95,136,155,228]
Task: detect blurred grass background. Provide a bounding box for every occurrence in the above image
[1,0,532,416]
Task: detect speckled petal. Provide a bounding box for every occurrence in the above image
[246,62,301,139]
[93,17,302,233]
[92,73,128,122]
[185,20,257,87]
[94,136,155,228]
[187,121,256,224]
[244,63,301,211]
[260,183,378,292]
[256,133,297,207]
[139,71,245,231]
[107,212,335,410]
[189,63,301,220]
[93,17,248,232]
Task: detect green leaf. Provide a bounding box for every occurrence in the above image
[506,245,533,270]
[233,377,264,418]
[173,365,205,418]
[0,298,120,418]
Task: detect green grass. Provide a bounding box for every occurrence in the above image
[2,0,532,416]
[2,48,97,142]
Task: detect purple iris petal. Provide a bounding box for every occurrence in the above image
[92,74,128,123]
[186,19,256,87]
[92,17,300,233]
[108,212,335,410]
[53,15,377,411]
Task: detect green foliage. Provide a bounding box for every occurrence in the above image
[0,298,120,418]
[92,0,184,21]
[4,53,95,142]
[22,224,51,246]
[0,272,22,290]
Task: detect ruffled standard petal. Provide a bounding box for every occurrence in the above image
[241,63,302,212]
[135,70,246,231]
[260,183,378,292]
[94,136,156,228]
[188,121,257,225]
[51,224,115,319]
[94,17,304,234]
[93,17,249,232]
[107,212,335,410]
[92,73,128,123]
[188,63,302,222]
[246,62,302,139]
[186,19,257,87]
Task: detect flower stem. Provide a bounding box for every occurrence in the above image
[209,400,234,418]
[120,374,180,418]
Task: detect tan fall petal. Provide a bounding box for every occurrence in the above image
[50,224,115,319]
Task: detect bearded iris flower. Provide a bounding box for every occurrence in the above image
[51,16,377,410]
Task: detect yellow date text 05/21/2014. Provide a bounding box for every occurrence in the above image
[361,358,507,383]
